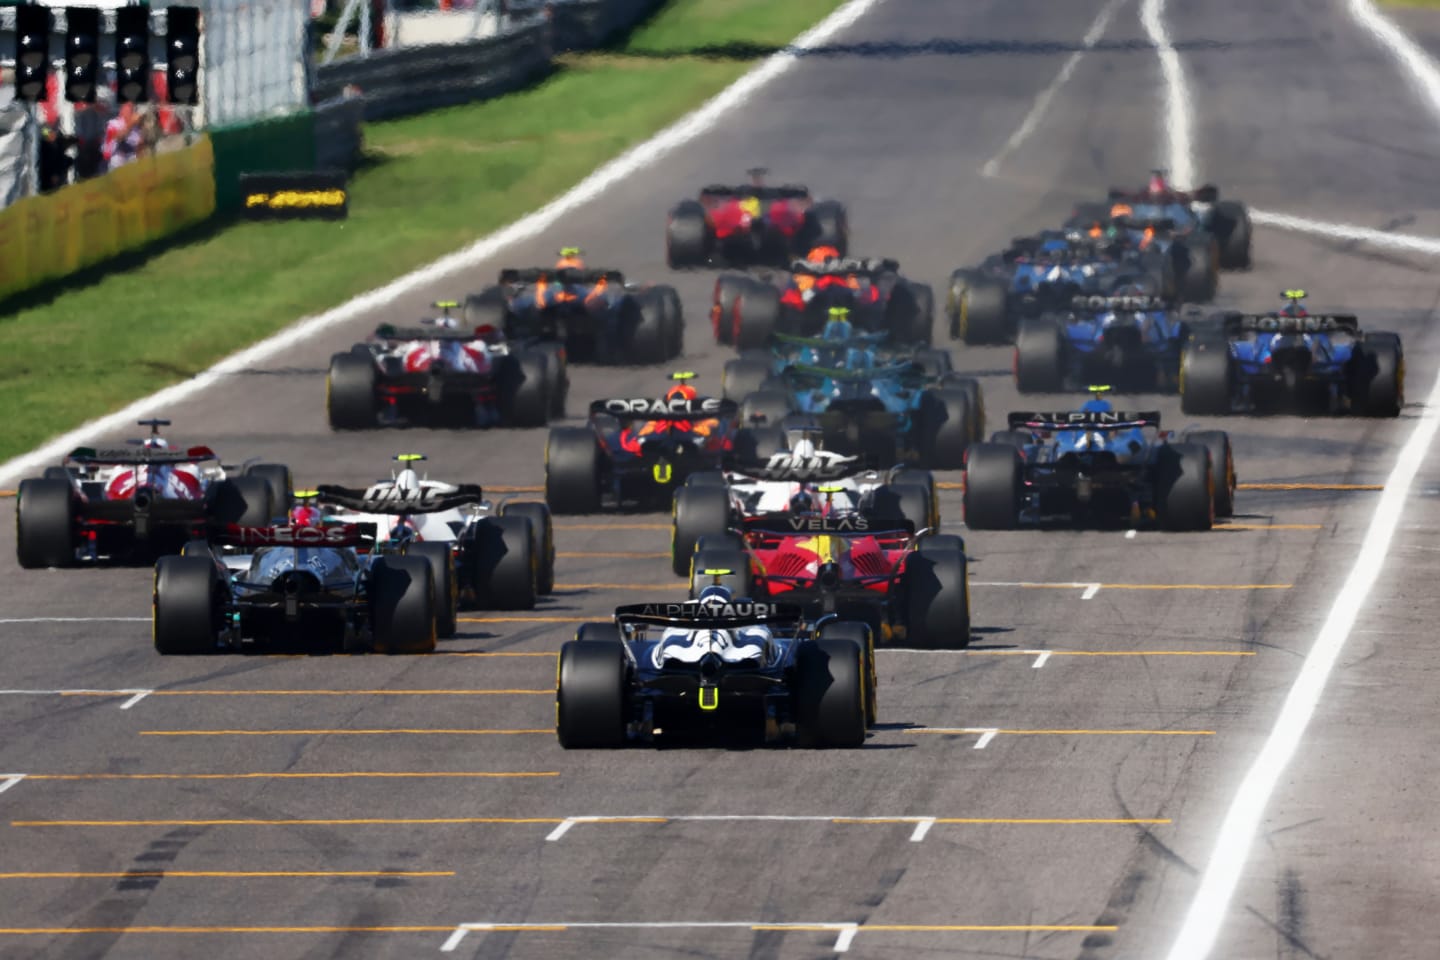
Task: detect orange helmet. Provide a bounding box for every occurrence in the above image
[666,382,698,401]
[806,245,840,262]
[1110,203,1133,219]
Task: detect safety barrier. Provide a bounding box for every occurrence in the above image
[0,136,216,302]
[208,111,317,214]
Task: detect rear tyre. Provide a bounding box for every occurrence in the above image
[817,620,877,727]
[740,390,792,430]
[16,478,76,569]
[671,484,733,578]
[371,555,437,654]
[498,352,550,428]
[629,291,670,364]
[545,428,603,514]
[406,541,458,638]
[500,501,555,595]
[207,476,275,527]
[530,340,569,419]
[722,356,773,402]
[556,640,628,748]
[1156,443,1214,532]
[666,201,711,268]
[711,275,749,345]
[909,282,935,345]
[153,556,222,655]
[688,544,752,598]
[1215,201,1252,269]
[1179,337,1233,415]
[1352,332,1403,418]
[885,283,929,346]
[902,534,971,649]
[244,463,293,516]
[1179,239,1218,302]
[953,276,1010,344]
[463,287,508,328]
[656,285,685,360]
[734,281,781,350]
[963,443,1022,530]
[794,637,865,748]
[942,375,986,442]
[914,388,972,470]
[731,425,788,463]
[869,482,934,533]
[1186,430,1235,518]
[1014,317,1065,392]
[327,351,378,430]
[471,515,536,610]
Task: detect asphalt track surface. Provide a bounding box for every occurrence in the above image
[3,1,1439,957]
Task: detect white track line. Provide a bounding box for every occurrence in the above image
[909,817,936,842]
[0,0,884,490]
[0,775,26,796]
[982,0,1127,176]
[973,728,999,750]
[441,920,855,954]
[544,817,578,842]
[1149,2,1440,958]
[1250,209,1440,256]
[1031,651,1052,669]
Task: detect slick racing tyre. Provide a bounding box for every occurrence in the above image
[941,375,986,443]
[886,283,930,346]
[869,482,934,533]
[207,476,275,527]
[731,425,788,463]
[1014,317,1065,393]
[15,478,76,569]
[529,340,569,419]
[740,390,792,430]
[667,201,712,268]
[1179,238,1219,302]
[1185,430,1236,518]
[722,354,773,402]
[557,638,628,748]
[1179,336,1233,415]
[901,534,970,649]
[499,351,550,428]
[152,555,222,655]
[472,515,536,610]
[817,620,877,727]
[689,542,752,599]
[327,349,378,430]
[915,387,973,470]
[656,284,686,360]
[671,483,732,577]
[711,275,750,345]
[951,274,1009,344]
[464,287,508,328]
[631,290,671,364]
[371,555,437,654]
[244,463,294,516]
[406,541,458,639]
[963,443,1022,530]
[734,280,781,351]
[794,637,866,748]
[1156,443,1214,532]
[545,427,603,514]
[500,500,555,595]
[1352,332,1404,418]
[1215,200,1252,269]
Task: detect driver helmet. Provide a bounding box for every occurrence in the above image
[806,244,840,263]
[143,436,169,450]
[1110,202,1134,220]
[789,488,816,514]
[555,246,585,270]
[290,504,323,527]
[1147,171,1171,194]
[666,380,698,402]
[697,584,733,607]
[1279,289,1308,318]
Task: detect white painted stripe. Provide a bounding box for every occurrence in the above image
[1080,583,1102,600]
[971,580,1093,589]
[1148,2,1440,959]
[544,817,578,842]
[1125,529,1137,540]
[973,728,999,750]
[1031,651,1052,669]
[0,775,27,796]
[833,924,860,952]
[1250,208,1440,256]
[982,0,1126,176]
[908,817,936,842]
[0,0,885,490]
[118,690,153,710]
[439,927,471,952]
[1139,0,1193,186]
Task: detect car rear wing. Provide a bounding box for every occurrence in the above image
[726,450,865,482]
[1108,184,1218,202]
[699,184,810,201]
[614,599,806,628]
[313,483,485,515]
[1068,293,1171,313]
[1110,216,1178,232]
[1222,313,1360,337]
[772,330,888,352]
[214,522,376,548]
[785,361,919,383]
[744,511,913,536]
[373,323,479,342]
[64,445,218,466]
[1007,410,1162,431]
[589,397,737,421]
[498,267,626,286]
[788,256,899,277]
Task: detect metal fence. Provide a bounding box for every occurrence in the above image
[200,0,310,127]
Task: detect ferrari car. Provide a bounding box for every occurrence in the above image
[962,390,1234,531]
[556,588,871,748]
[326,301,562,430]
[1014,289,1200,393]
[710,256,934,349]
[544,373,742,513]
[15,419,290,568]
[152,516,437,655]
[1179,291,1403,418]
[666,168,848,269]
[463,254,683,365]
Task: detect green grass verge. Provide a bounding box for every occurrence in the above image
[0,0,846,462]
[1380,0,1440,8]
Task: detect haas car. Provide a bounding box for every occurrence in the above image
[669,446,969,650]
[327,301,565,430]
[962,390,1235,531]
[463,250,683,365]
[711,256,934,350]
[556,590,872,748]
[15,419,290,568]
[544,374,744,513]
[1179,291,1403,417]
[1014,289,1199,393]
[152,515,438,655]
[666,168,848,269]
[313,455,554,637]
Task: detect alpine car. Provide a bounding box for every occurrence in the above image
[16,419,290,568]
[1014,289,1199,393]
[557,588,872,748]
[962,390,1235,531]
[152,514,437,655]
[463,251,683,365]
[711,256,934,349]
[666,168,848,269]
[1178,291,1403,417]
[544,374,742,513]
[326,301,562,430]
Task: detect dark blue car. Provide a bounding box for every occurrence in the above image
[1013,291,1195,393]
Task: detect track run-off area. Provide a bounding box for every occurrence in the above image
[4,0,1440,957]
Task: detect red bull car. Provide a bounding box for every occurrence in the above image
[666,168,848,269]
[15,419,290,568]
[327,301,563,430]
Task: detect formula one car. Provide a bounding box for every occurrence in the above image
[152,514,438,655]
[711,256,934,349]
[544,373,742,513]
[327,301,563,429]
[1014,289,1199,393]
[313,456,553,636]
[666,168,848,269]
[15,419,291,568]
[1178,292,1403,417]
[1069,170,1252,273]
[962,389,1235,531]
[946,232,1139,345]
[669,436,939,578]
[556,587,871,748]
[463,251,683,365]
